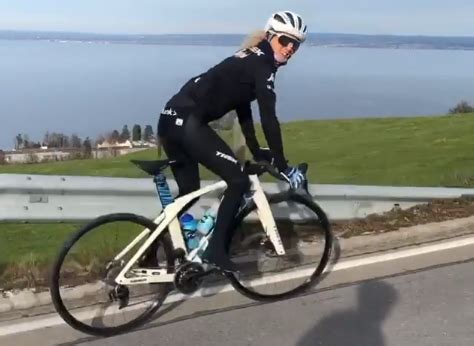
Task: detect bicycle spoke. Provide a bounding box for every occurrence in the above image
[228,193,333,300]
[51,214,174,336]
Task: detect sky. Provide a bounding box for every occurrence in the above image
[0,0,473,36]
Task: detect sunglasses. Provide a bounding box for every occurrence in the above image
[277,35,301,50]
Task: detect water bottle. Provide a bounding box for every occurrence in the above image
[196,208,217,236]
[180,213,200,250]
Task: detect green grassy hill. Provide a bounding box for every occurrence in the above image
[2,114,473,187]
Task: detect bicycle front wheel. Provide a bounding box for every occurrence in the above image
[50,213,174,336]
[227,191,333,301]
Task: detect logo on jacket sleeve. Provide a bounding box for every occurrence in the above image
[216,151,238,164]
[235,47,265,59]
[267,73,275,90]
[162,108,177,116]
[250,47,264,56]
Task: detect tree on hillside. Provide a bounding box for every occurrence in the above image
[30,142,41,149]
[83,137,92,158]
[62,135,70,148]
[449,100,474,114]
[43,132,50,147]
[132,124,142,141]
[96,134,105,145]
[23,134,30,148]
[109,130,120,143]
[120,125,131,143]
[47,133,70,148]
[47,133,56,147]
[144,125,154,142]
[15,134,23,150]
[71,134,82,148]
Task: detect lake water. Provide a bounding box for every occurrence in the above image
[1,40,474,150]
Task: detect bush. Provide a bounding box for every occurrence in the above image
[449,100,474,114]
[70,152,85,160]
[26,153,39,164]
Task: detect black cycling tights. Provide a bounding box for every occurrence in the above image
[158,112,249,259]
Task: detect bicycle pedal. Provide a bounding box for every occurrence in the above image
[260,238,277,255]
[118,297,130,310]
[108,285,130,309]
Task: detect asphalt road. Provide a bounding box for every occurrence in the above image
[1,256,474,346]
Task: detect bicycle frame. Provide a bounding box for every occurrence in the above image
[114,174,285,286]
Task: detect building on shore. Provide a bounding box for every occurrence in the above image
[1,140,158,164]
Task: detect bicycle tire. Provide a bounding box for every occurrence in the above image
[226,191,333,302]
[50,213,174,337]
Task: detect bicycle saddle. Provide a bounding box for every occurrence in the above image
[130,159,178,176]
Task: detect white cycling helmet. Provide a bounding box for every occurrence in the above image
[265,11,307,43]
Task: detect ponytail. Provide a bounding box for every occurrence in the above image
[240,30,267,49]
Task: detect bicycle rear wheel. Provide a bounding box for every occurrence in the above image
[50,213,174,336]
[227,191,333,301]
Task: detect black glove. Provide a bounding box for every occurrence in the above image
[253,147,275,166]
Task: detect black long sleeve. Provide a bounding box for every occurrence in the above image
[165,39,289,170]
[255,65,288,171]
[235,103,260,157]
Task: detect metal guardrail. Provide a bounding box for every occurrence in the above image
[1,173,474,222]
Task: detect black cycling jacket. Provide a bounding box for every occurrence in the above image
[165,39,288,171]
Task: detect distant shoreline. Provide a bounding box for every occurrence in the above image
[3,39,474,51]
[1,30,474,51]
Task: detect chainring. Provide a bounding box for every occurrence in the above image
[174,262,206,295]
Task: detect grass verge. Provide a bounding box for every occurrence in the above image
[1,114,473,187]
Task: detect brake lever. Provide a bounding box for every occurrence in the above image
[251,161,311,196]
[255,160,283,180]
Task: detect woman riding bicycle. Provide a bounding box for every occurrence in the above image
[157,11,307,272]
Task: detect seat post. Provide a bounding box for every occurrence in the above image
[153,172,175,208]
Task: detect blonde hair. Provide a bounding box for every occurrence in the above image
[240,30,267,49]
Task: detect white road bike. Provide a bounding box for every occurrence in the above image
[50,159,332,336]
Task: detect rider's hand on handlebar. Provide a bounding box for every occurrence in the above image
[280,166,306,190]
[253,147,275,166]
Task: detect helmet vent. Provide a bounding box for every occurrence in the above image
[284,12,296,27]
[273,14,286,24]
[296,16,302,30]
